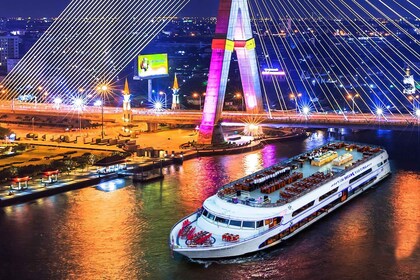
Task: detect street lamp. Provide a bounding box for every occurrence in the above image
[235,93,244,111]
[73,98,84,131]
[376,107,383,121]
[53,97,62,110]
[408,95,419,113]
[154,101,163,110]
[97,84,109,139]
[347,93,360,114]
[192,92,202,110]
[35,86,43,107]
[159,91,167,108]
[289,93,302,113]
[94,100,102,107]
[302,106,310,116]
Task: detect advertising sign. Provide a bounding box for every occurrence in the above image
[136,53,168,79]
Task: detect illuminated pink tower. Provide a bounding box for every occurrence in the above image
[198,0,264,144]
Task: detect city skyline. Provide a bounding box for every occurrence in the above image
[0,0,415,18]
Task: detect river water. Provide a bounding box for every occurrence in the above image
[0,129,419,280]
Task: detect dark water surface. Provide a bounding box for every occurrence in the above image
[0,130,419,280]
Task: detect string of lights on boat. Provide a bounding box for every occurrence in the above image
[0,0,419,119]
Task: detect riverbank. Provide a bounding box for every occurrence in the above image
[0,173,117,207]
[0,129,307,207]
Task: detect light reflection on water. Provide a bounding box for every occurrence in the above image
[0,130,419,279]
[392,171,419,261]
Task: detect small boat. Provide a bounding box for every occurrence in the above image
[132,172,164,183]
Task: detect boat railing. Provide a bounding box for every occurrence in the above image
[170,211,198,242]
[209,223,285,249]
[218,163,288,192]
[283,150,383,205]
[218,141,382,193]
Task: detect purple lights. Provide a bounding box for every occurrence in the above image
[198,0,264,144]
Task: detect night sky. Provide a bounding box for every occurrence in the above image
[0,0,219,17]
[0,0,411,18]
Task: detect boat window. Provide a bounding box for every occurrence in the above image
[229,220,241,227]
[377,162,383,167]
[383,159,388,164]
[319,187,339,201]
[207,213,215,220]
[242,221,256,229]
[202,209,208,217]
[256,220,264,228]
[349,168,372,184]
[215,216,228,224]
[264,219,272,225]
[292,201,315,217]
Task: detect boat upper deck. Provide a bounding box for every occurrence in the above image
[216,142,384,208]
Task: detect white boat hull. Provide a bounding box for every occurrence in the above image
[171,170,390,259]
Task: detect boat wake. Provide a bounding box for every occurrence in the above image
[190,251,273,267]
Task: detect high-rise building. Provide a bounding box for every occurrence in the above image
[0,35,19,73]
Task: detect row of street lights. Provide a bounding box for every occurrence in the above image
[55,84,110,138]
[191,92,244,111]
[153,91,245,111]
[290,92,361,114]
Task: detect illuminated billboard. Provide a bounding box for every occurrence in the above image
[136,53,168,79]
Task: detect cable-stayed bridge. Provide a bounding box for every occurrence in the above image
[1,103,417,132]
[0,0,419,141]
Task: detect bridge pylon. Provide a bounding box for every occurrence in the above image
[198,0,264,145]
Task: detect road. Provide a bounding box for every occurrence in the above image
[0,101,418,130]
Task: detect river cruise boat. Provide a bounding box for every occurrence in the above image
[170,142,391,259]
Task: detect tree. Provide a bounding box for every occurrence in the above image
[50,160,67,173]
[63,159,75,175]
[74,156,89,171]
[9,166,18,178]
[87,154,97,166]
[0,167,16,183]
[0,126,11,139]
[13,143,28,152]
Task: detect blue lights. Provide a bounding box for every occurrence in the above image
[95,179,128,192]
